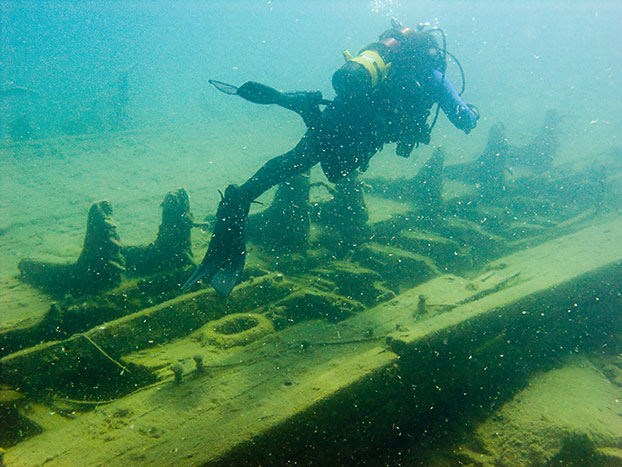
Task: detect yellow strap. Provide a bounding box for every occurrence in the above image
[350,50,388,87]
[361,50,387,73]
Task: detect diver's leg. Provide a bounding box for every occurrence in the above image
[182,135,320,296]
[238,135,320,201]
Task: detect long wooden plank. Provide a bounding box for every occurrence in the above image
[4,217,622,466]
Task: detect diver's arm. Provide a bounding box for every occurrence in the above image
[431,69,479,134]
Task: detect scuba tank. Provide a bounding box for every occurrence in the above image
[331,41,393,98]
[331,20,478,155]
[332,25,444,99]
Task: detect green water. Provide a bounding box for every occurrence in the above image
[1,1,621,464]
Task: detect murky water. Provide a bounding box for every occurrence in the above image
[1,1,621,465]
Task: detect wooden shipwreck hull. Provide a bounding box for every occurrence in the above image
[1,132,621,465]
[1,218,621,466]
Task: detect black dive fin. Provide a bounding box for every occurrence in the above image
[208,79,239,96]
[180,184,250,296]
[209,79,281,104]
[181,246,245,296]
[180,260,215,292]
[210,238,246,297]
[210,265,243,297]
[209,79,330,129]
[237,81,282,105]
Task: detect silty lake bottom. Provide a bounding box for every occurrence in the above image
[0,1,621,465]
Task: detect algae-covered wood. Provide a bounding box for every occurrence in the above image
[4,217,622,466]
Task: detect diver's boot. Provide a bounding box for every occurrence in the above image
[181,185,250,296]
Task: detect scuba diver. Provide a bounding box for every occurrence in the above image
[182,20,480,297]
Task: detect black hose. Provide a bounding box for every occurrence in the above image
[429,103,442,133]
[427,27,448,80]
[425,27,467,96]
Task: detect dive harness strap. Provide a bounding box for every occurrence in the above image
[209,79,330,129]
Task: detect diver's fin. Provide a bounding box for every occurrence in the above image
[210,261,244,297]
[183,252,244,296]
[180,184,250,295]
[210,79,282,105]
[209,79,280,104]
[241,82,326,127]
[209,79,330,129]
[237,81,282,105]
[180,261,214,291]
[208,79,239,96]
[209,233,246,297]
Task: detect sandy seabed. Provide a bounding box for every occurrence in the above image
[0,115,304,327]
[454,354,622,465]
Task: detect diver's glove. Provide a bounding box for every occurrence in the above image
[432,70,479,134]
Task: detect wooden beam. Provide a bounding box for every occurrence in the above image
[4,218,622,466]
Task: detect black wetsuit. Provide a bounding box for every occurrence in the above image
[238,65,437,202]
[182,32,478,296]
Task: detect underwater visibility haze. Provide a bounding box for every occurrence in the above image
[0,1,621,465]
